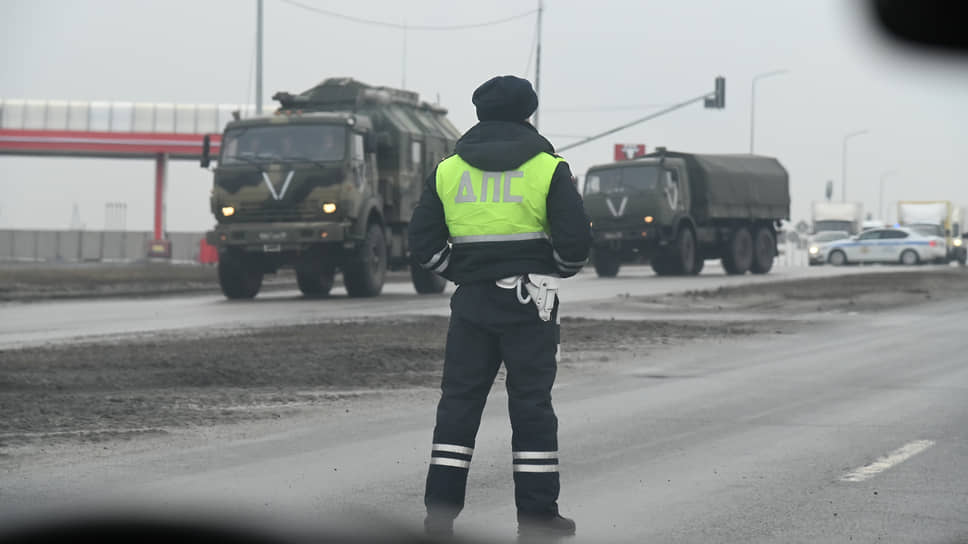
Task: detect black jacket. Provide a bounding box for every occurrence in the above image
[408,121,592,285]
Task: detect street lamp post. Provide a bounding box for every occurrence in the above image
[841,129,869,202]
[880,169,899,222]
[750,69,789,154]
[256,0,263,115]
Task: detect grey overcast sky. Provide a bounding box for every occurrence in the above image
[1,0,966,232]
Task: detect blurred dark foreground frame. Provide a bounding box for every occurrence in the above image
[0,510,483,544]
[870,0,968,52]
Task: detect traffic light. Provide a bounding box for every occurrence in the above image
[704,76,726,109]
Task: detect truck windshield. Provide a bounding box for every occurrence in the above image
[220,125,346,164]
[814,220,854,234]
[812,231,849,242]
[584,166,659,195]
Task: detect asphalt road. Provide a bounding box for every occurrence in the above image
[3,288,965,543]
[0,262,928,349]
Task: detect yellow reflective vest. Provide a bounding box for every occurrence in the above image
[436,152,564,244]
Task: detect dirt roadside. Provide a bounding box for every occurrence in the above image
[0,316,770,453]
[634,268,968,314]
[1,269,965,460]
[0,263,413,302]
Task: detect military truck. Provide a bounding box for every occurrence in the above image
[583,149,789,276]
[200,78,460,298]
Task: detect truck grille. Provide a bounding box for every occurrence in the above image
[226,202,320,222]
[592,216,632,229]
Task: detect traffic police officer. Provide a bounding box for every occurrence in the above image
[409,75,592,538]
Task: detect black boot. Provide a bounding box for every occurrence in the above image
[424,513,455,539]
[517,512,576,539]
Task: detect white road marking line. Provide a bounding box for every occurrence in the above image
[840,440,935,482]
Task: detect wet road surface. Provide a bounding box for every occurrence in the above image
[3,295,965,543]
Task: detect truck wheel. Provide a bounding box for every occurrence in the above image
[218,249,263,299]
[593,248,621,277]
[343,224,387,297]
[410,263,447,294]
[693,253,705,275]
[675,227,698,275]
[722,226,753,275]
[650,255,675,276]
[750,227,776,275]
[296,264,335,297]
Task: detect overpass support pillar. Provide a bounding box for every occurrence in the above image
[147,152,172,259]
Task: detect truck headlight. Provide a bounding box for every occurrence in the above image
[954,238,963,247]
[809,246,819,255]
[221,206,236,217]
[322,202,337,214]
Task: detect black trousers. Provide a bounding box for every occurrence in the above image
[425,281,561,519]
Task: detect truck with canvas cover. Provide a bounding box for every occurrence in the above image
[897,200,966,264]
[811,201,864,235]
[583,149,790,277]
[201,78,460,298]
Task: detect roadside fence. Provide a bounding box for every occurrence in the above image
[0,230,206,264]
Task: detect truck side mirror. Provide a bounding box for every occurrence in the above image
[200,135,211,168]
[364,132,377,154]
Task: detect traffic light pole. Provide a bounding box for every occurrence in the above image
[559,93,708,152]
[558,77,724,153]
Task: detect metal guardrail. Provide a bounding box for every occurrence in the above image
[0,99,275,134]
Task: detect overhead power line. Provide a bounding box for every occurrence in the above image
[277,0,536,31]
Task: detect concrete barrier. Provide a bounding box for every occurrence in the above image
[101,231,126,260]
[80,231,101,261]
[124,232,150,260]
[0,229,208,263]
[0,231,13,258]
[36,231,57,260]
[12,230,35,260]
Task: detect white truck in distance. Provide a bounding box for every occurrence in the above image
[897,200,966,264]
[811,201,864,235]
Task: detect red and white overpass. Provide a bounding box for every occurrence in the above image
[0,99,269,257]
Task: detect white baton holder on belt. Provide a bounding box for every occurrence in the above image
[497,274,560,322]
[523,274,559,322]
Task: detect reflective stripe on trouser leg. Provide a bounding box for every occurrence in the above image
[513,450,560,473]
[425,310,502,515]
[500,304,561,515]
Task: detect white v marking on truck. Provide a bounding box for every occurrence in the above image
[606,196,628,218]
[262,171,295,200]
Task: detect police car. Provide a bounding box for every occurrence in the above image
[807,230,850,265]
[824,226,947,266]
